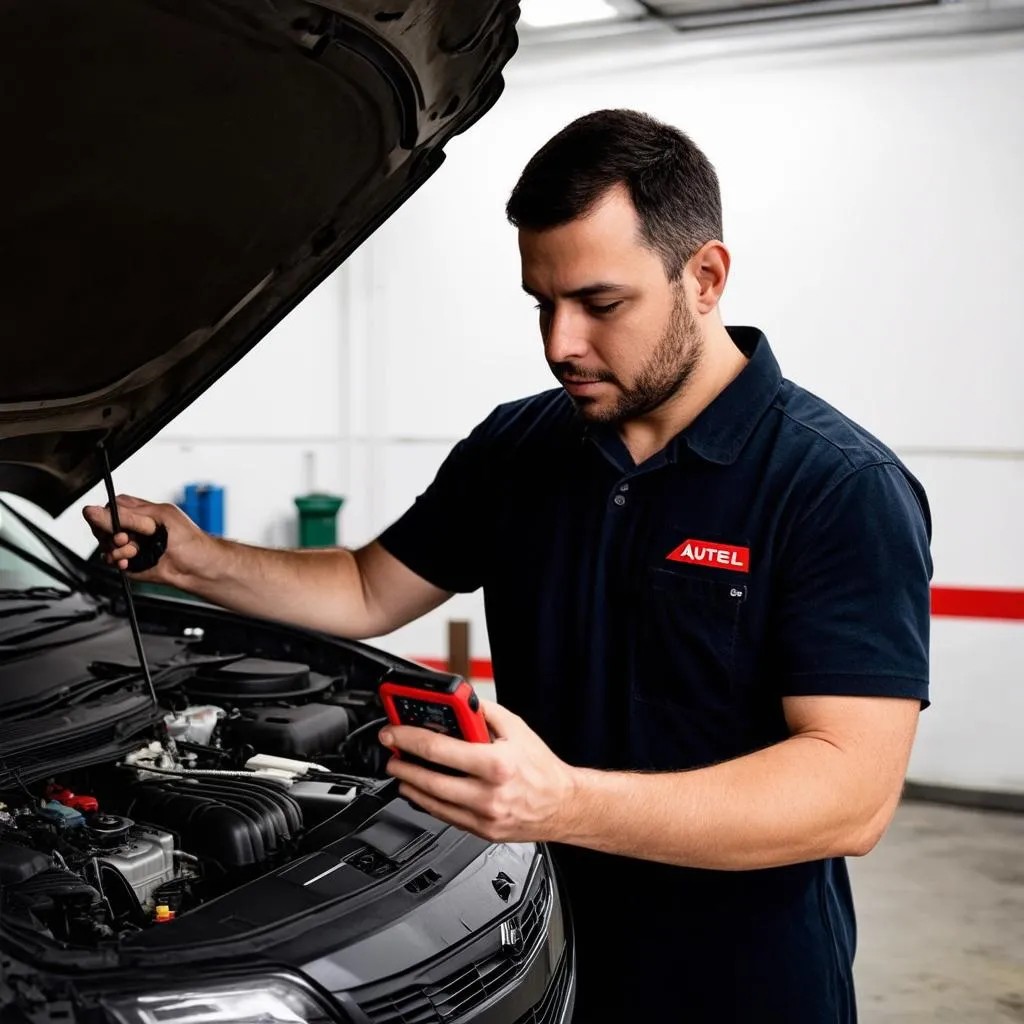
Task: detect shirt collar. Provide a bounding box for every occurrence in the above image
[582,326,782,470]
[676,327,782,465]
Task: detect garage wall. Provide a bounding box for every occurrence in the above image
[340,28,1024,794]
[24,24,1024,794]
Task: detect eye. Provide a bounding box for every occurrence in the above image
[587,301,623,316]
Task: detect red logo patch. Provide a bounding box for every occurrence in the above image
[666,539,750,573]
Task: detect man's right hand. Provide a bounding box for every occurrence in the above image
[83,494,211,587]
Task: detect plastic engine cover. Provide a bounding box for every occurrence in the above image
[287,779,358,827]
[231,703,351,758]
[124,776,302,868]
[189,658,332,703]
[0,841,50,885]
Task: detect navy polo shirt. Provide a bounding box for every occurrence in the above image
[379,327,932,1022]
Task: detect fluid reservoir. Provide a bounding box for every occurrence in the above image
[163,705,225,746]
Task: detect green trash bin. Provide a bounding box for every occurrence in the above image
[294,493,345,548]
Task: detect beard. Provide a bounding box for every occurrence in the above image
[553,290,703,426]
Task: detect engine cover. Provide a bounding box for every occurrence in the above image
[124,776,302,869]
[229,703,351,759]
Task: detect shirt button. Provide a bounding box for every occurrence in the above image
[619,483,630,492]
[614,495,626,506]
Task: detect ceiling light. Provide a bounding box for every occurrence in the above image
[519,0,621,29]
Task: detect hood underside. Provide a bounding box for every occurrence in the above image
[0,0,518,513]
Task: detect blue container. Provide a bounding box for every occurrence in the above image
[202,485,225,536]
[181,484,202,526]
[179,483,225,536]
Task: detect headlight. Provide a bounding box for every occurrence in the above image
[104,975,336,1024]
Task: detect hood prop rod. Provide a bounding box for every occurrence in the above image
[98,442,159,713]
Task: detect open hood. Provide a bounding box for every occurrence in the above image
[0,0,518,514]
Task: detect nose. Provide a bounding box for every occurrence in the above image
[543,305,589,365]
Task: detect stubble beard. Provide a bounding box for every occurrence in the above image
[574,291,703,426]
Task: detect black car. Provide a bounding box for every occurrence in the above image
[0,3,575,1023]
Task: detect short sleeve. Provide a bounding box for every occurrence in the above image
[769,461,933,707]
[376,414,497,594]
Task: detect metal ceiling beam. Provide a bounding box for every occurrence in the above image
[510,0,1024,78]
[664,0,938,32]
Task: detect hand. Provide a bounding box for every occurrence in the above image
[82,494,212,586]
[381,700,581,844]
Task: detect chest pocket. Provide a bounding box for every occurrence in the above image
[631,566,747,711]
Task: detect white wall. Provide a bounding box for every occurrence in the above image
[21,23,1024,792]
[342,27,1024,793]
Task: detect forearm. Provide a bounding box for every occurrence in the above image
[561,734,896,870]
[173,539,380,638]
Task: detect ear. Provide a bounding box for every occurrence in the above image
[689,241,730,314]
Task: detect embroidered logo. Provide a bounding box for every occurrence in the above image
[666,539,750,573]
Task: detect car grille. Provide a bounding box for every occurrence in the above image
[359,877,550,1024]
[513,947,571,1024]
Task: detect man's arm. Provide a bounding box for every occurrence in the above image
[83,496,451,638]
[188,535,452,639]
[561,694,920,868]
[84,413,500,636]
[83,404,506,637]
[381,693,920,869]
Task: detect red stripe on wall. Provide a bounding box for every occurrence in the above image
[411,656,496,678]
[409,586,1024,679]
[930,586,1024,621]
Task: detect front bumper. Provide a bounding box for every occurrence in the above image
[345,848,574,1023]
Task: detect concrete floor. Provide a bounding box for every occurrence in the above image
[849,799,1024,1022]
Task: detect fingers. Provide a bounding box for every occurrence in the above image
[380,724,508,781]
[386,756,489,806]
[114,494,149,509]
[91,529,138,569]
[108,542,137,569]
[478,699,521,741]
[82,497,162,571]
[82,502,159,540]
[394,781,481,834]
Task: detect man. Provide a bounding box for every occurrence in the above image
[85,109,932,1021]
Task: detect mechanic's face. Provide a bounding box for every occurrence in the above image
[519,184,703,425]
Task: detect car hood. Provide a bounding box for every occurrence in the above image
[0,0,518,514]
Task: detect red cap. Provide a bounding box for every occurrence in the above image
[46,786,99,813]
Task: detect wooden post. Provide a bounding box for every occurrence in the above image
[447,619,471,680]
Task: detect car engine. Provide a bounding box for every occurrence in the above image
[0,647,396,950]
[0,726,371,946]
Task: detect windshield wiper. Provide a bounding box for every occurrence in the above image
[0,589,80,622]
[0,607,101,647]
[7,674,155,720]
[0,586,72,601]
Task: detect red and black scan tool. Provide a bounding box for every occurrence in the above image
[379,667,490,775]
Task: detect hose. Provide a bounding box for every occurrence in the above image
[339,715,389,749]
[117,763,291,783]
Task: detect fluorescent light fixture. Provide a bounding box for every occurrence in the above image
[519,0,622,29]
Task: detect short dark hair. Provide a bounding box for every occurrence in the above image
[506,109,722,280]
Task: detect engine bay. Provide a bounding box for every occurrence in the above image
[0,634,413,951]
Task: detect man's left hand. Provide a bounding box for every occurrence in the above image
[380,700,580,844]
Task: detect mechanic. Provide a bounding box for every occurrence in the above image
[85,109,932,1022]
